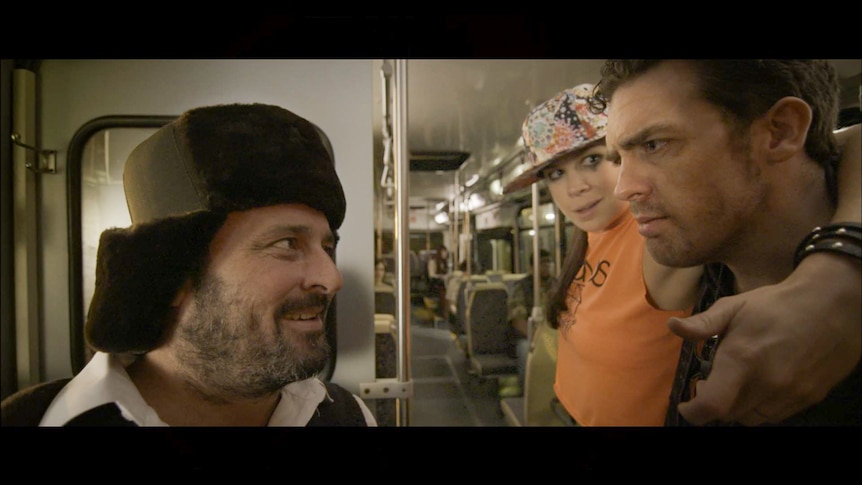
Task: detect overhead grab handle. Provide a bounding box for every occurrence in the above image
[11,132,56,174]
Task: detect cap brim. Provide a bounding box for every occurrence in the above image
[503,136,608,195]
[502,159,555,195]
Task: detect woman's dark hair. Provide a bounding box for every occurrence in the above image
[546,228,587,329]
[539,139,606,328]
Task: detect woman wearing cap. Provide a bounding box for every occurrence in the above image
[504,84,703,426]
[510,80,862,427]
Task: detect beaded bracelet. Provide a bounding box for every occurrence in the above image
[793,222,862,268]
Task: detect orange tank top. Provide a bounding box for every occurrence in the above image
[554,211,689,426]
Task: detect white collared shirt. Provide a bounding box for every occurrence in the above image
[39,352,376,426]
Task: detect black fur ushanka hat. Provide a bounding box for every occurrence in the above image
[86,103,346,353]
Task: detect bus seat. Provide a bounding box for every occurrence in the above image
[449,276,466,335]
[1,378,73,426]
[375,312,397,337]
[500,395,524,426]
[484,270,504,283]
[502,273,528,296]
[524,320,566,426]
[375,289,396,316]
[500,320,566,426]
[452,274,488,338]
[464,282,517,379]
[374,313,397,426]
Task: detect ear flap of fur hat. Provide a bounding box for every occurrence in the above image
[85,103,345,354]
[86,211,226,353]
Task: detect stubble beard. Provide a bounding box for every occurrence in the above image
[175,274,331,402]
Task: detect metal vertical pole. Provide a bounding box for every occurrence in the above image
[11,68,42,389]
[528,182,544,338]
[453,170,461,268]
[392,59,412,426]
[553,206,562,277]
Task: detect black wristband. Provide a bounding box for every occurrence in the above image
[793,222,862,268]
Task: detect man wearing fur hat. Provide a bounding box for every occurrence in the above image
[32,103,376,426]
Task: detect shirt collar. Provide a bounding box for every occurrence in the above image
[40,352,328,426]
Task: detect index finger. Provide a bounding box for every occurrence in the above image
[677,350,751,425]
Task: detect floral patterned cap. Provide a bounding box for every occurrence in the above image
[503,83,607,194]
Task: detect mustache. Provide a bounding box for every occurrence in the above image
[630,201,660,216]
[276,293,331,319]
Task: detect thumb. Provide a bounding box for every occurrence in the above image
[668,296,739,340]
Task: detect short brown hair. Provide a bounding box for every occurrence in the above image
[590,60,841,176]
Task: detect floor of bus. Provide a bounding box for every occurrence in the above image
[400,300,509,427]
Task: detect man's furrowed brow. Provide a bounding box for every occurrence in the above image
[615,123,673,153]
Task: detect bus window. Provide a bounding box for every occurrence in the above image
[72,122,170,372]
[516,202,557,274]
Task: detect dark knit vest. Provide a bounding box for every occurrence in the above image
[666,263,861,426]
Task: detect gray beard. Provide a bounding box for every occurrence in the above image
[175,274,331,402]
